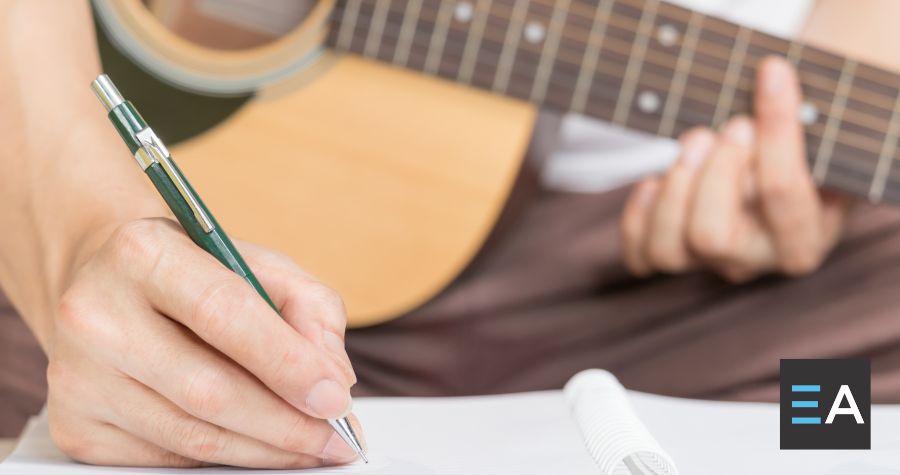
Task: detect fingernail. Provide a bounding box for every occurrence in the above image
[681,132,714,170]
[762,57,789,95]
[722,118,754,146]
[306,380,352,419]
[322,432,358,464]
[635,181,658,208]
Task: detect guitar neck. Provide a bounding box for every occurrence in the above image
[327,0,900,205]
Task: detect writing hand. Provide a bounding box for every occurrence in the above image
[47,218,362,468]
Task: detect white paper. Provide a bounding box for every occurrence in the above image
[5,369,900,474]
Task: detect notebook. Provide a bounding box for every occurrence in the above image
[4,369,900,475]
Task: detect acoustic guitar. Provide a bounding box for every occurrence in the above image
[92,0,900,327]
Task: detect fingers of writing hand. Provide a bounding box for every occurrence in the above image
[105,378,342,468]
[104,219,353,419]
[114,314,351,461]
[235,242,355,385]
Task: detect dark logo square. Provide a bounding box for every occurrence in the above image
[780,359,870,450]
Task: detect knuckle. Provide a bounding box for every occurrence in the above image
[270,344,305,391]
[278,414,316,453]
[688,224,733,260]
[304,281,344,310]
[759,174,794,202]
[55,291,89,332]
[177,419,227,462]
[106,219,165,266]
[55,291,106,342]
[182,366,230,420]
[192,279,249,340]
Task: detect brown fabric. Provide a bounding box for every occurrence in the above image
[347,186,900,403]
[0,291,47,437]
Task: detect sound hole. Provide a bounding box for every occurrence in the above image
[142,0,314,50]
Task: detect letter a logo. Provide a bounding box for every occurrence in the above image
[826,385,864,424]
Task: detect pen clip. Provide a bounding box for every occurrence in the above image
[135,128,215,233]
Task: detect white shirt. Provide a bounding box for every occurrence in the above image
[541,0,815,193]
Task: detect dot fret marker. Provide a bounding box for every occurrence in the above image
[454,2,474,23]
[657,24,680,47]
[638,91,661,113]
[524,21,546,44]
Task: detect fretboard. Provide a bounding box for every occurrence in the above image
[326,0,900,205]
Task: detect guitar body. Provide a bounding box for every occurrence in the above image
[170,57,535,326]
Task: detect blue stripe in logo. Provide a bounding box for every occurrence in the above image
[791,417,822,424]
[791,400,819,408]
[791,385,821,392]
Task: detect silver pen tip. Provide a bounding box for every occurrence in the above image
[327,417,367,464]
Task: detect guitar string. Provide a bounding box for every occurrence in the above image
[333,1,900,134]
[332,13,900,194]
[503,0,897,108]
[402,0,900,118]
[443,0,897,94]
[332,3,900,153]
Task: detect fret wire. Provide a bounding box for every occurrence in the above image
[547,1,900,108]
[786,40,804,66]
[658,10,702,136]
[529,0,571,103]
[712,25,750,127]
[335,1,900,122]
[457,0,492,84]
[350,0,900,98]
[423,1,455,74]
[333,2,900,143]
[391,0,423,66]
[491,0,530,93]
[549,0,847,75]
[363,0,392,58]
[612,0,659,126]
[868,90,900,201]
[335,0,363,51]
[569,1,614,114]
[813,59,857,182]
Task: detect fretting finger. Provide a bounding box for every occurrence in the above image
[754,56,825,275]
[688,117,777,275]
[644,129,714,273]
[620,178,661,277]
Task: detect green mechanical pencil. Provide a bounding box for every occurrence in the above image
[90,74,367,464]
